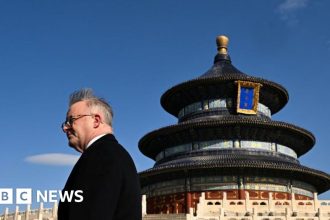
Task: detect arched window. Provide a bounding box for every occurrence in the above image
[215,202,221,205]
[298,202,304,205]
[252,202,259,205]
[207,202,213,205]
[230,201,236,205]
[260,202,267,205]
[283,202,290,205]
[275,202,282,205]
[237,201,244,205]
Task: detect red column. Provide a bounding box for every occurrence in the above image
[239,189,245,199]
[186,192,192,214]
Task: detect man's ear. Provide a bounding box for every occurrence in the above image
[93,114,102,128]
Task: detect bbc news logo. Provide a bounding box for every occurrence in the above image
[0,188,83,204]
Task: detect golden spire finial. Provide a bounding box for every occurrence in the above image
[216,35,229,55]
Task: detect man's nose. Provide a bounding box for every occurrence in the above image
[62,124,70,133]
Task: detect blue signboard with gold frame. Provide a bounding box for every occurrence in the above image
[236,81,262,115]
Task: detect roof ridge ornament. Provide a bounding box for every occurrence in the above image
[214,35,231,63]
[216,35,229,55]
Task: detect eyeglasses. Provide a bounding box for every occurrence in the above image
[61,114,94,130]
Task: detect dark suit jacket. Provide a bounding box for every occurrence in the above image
[58,134,141,220]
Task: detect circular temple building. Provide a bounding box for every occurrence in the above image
[138,36,330,215]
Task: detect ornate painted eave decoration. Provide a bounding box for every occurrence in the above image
[139,157,330,193]
[138,117,315,159]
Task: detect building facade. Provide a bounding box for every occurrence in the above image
[138,36,330,219]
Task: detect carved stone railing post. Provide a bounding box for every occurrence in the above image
[14,206,19,220]
[142,195,147,215]
[313,192,318,211]
[25,204,30,220]
[38,202,43,220]
[52,202,58,218]
[245,191,250,211]
[268,192,273,213]
[222,192,226,208]
[4,208,9,220]
[291,192,295,212]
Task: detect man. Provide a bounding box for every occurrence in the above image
[58,88,141,220]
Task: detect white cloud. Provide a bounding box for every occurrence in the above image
[25,153,79,166]
[277,0,309,25]
[278,0,308,13]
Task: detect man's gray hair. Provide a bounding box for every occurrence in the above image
[69,88,113,126]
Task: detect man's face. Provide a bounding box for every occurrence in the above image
[62,101,94,153]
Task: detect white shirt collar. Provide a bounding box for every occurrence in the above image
[85,133,108,150]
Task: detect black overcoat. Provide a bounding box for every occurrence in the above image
[58,134,141,220]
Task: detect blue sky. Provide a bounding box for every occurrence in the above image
[1,0,330,213]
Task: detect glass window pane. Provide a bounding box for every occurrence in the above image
[209,99,221,108]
